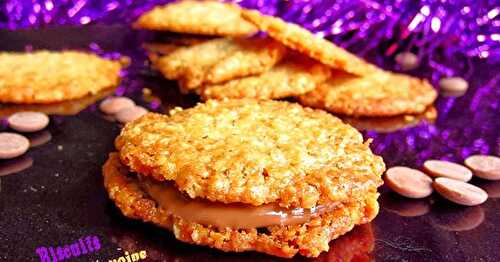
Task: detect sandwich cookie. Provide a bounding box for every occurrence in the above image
[105,100,385,258]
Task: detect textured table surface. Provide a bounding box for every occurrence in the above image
[0,25,499,262]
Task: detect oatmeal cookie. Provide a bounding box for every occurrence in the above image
[204,37,287,84]
[0,51,124,104]
[152,38,239,82]
[199,55,330,100]
[115,99,385,208]
[103,153,380,258]
[298,70,437,117]
[241,9,377,76]
[134,1,258,37]
[153,37,287,92]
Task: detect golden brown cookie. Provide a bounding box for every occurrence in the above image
[0,51,124,104]
[109,218,374,262]
[152,38,242,83]
[103,152,380,258]
[242,9,377,76]
[181,37,287,90]
[134,1,258,37]
[298,70,438,117]
[204,37,287,84]
[199,55,331,100]
[115,99,385,208]
[153,37,287,92]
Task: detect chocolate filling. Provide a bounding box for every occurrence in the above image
[138,175,340,229]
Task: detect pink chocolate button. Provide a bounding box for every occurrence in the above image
[395,52,419,71]
[385,166,434,199]
[423,159,473,182]
[7,112,50,133]
[100,97,136,114]
[0,132,30,159]
[465,155,500,180]
[433,177,488,206]
[115,106,148,124]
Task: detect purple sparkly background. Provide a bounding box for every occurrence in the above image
[0,0,499,166]
[1,0,499,61]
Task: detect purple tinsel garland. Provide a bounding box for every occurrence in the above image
[0,0,498,62]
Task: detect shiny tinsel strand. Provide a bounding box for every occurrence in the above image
[1,0,498,61]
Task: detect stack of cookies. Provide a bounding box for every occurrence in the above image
[103,1,442,257]
[104,99,385,258]
[102,0,435,258]
[137,0,437,117]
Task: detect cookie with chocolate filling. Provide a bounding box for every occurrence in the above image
[108,212,374,261]
[103,155,379,258]
[115,99,385,208]
[106,99,384,258]
[0,51,124,104]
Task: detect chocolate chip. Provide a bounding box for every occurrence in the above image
[115,106,148,124]
[0,132,30,159]
[433,177,488,206]
[465,155,500,180]
[100,97,136,114]
[423,159,472,182]
[395,52,419,71]
[385,166,433,199]
[439,77,468,94]
[7,111,49,133]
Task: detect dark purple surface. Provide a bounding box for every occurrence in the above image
[0,25,499,262]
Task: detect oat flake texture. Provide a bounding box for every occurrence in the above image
[299,70,437,117]
[133,1,257,37]
[115,99,385,208]
[103,152,380,258]
[0,50,123,104]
